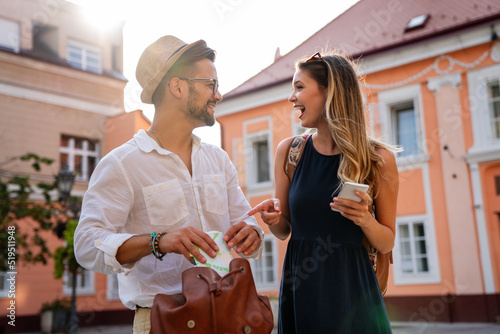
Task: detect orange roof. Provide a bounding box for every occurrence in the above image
[225,0,500,99]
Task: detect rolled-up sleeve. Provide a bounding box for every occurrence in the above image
[74,154,138,275]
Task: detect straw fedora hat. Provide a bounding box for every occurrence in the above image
[136,35,206,104]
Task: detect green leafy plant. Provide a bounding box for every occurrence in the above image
[0,153,59,271]
[40,298,71,313]
[53,219,81,279]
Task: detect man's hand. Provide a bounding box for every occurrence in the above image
[223,221,261,256]
[160,226,219,263]
[248,198,282,226]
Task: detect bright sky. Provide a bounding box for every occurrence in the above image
[73,0,360,145]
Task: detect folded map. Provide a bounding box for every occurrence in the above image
[192,230,233,276]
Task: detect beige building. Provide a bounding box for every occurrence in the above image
[3,0,500,331]
[0,0,149,331]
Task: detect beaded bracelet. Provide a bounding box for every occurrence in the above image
[149,232,166,260]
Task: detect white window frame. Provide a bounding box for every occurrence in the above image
[60,135,100,181]
[393,214,440,285]
[487,80,500,140]
[63,267,95,296]
[467,64,500,153]
[67,40,102,74]
[250,235,279,290]
[0,18,19,53]
[391,102,419,156]
[247,132,271,186]
[106,274,120,301]
[378,84,428,167]
[243,117,273,192]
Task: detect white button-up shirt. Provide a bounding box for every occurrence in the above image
[74,130,262,309]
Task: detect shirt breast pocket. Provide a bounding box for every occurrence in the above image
[142,179,189,226]
[203,174,228,215]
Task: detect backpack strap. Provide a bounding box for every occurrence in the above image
[364,203,393,295]
[284,134,311,183]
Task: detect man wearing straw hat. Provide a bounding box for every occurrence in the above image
[74,35,264,333]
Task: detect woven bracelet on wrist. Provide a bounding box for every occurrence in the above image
[149,232,166,261]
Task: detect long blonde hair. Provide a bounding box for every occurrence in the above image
[297,51,397,198]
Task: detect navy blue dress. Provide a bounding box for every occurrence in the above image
[278,136,391,334]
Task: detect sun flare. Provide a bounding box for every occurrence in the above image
[70,0,125,31]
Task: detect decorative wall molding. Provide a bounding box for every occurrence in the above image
[427,72,462,92]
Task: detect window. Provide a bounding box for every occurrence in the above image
[67,40,102,74]
[467,65,500,152]
[254,139,270,183]
[393,215,440,285]
[378,84,425,164]
[112,45,122,73]
[60,135,99,181]
[487,81,500,140]
[495,175,500,195]
[392,102,418,157]
[106,274,120,300]
[0,18,20,53]
[250,235,278,289]
[243,117,273,191]
[398,222,428,274]
[405,14,430,32]
[0,271,9,298]
[246,133,271,187]
[63,268,94,296]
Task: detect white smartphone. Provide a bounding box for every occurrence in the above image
[331,182,370,212]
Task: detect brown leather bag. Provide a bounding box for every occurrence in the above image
[149,258,274,334]
[363,237,392,295]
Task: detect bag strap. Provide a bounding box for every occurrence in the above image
[198,266,245,333]
[284,133,311,182]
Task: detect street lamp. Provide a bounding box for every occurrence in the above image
[56,163,75,204]
[56,164,78,334]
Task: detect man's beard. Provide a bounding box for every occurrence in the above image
[186,85,215,127]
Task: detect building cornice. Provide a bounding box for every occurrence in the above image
[464,146,500,165]
[0,50,127,89]
[360,23,498,75]
[0,81,123,116]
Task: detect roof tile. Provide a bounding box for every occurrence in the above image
[225,0,500,98]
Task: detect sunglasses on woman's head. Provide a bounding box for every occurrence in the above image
[306,52,324,62]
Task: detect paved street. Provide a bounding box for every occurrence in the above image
[18,322,500,334]
[391,322,500,334]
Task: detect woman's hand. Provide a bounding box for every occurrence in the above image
[330,191,373,227]
[223,221,262,256]
[248,198,282,226]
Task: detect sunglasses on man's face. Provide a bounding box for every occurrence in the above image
[179,78,219,94]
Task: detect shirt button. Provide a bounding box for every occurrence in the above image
[94,240,102,247]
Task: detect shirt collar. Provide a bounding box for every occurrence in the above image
[134,129,202,155]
